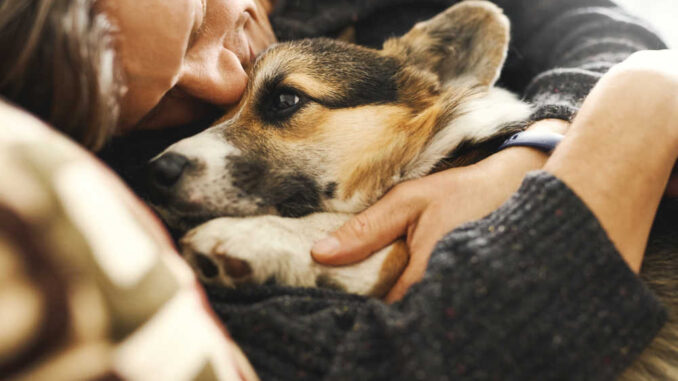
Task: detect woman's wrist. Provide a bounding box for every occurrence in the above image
[484,119,570,176]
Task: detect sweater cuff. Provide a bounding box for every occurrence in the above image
[525,68,603,122]
[427,171,666,379]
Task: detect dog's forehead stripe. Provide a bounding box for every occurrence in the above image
[252,39,402,109]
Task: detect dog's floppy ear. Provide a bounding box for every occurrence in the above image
[383,1,510,87]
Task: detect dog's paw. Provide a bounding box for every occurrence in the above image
[180,213,409,297]
[180,221,254,287]
[180,215,338,288]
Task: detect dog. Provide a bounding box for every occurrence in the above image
[146,2,678,379]
[148,1,530,293]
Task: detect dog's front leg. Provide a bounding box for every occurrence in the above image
[180,213,409,297]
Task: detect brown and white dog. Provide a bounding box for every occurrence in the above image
[149,1,530,294]
[147,2,678,378]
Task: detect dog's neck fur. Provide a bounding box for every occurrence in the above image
[325,85,532,213]
[403,86,532,180]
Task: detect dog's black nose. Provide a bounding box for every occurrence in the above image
[149,153,189,188]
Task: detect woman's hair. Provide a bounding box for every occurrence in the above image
[0,0,122,151]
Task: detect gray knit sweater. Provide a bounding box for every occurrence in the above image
[209,173,665,380]
[205,1,669,380]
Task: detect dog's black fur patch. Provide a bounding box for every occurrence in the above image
[228,155,321,217]
[228,155,270,195]
[324,182,337,199]
[271,173,321,217]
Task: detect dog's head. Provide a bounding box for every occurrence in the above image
[147,1,531,231]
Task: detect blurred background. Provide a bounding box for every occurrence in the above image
[614,0,678,47]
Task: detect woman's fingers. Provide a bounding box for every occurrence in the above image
[311,186,424,265]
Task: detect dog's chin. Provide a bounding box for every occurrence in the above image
[149,205,217,234]
[149,198,280,234]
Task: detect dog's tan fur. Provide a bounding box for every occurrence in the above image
[370,241,410,297]
[147,2,678,378]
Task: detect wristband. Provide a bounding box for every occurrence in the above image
[498,131,565,153]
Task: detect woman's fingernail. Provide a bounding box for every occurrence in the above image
[312,236,340,256]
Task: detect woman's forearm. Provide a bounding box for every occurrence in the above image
[544,56,678,272]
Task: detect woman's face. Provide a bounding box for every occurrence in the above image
[102,0,276,132]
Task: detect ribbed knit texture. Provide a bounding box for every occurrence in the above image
[270,0,667,122]
[208,172,666,380]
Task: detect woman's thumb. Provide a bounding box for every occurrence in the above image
[311,192,417,265]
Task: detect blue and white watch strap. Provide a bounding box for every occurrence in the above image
[498,131,565,153]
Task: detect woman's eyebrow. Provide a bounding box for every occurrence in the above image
[188,0,207,50]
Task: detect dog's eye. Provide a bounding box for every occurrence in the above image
[275,93,300,111]
[259,88,309,123]
[267,90,306,120]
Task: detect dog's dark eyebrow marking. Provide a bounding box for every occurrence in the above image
[259,72,286,99]
[302,39,401,109]
[256,39,401,115]
[256,72,287,114]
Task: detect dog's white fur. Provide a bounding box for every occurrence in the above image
[403,88,532,181]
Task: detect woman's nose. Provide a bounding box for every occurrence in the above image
[177,50,249,106]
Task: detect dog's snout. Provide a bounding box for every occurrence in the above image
[150,153,189,188]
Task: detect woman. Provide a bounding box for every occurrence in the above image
[0,0,676,379]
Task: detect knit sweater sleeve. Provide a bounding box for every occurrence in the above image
[207,172,666,380]
[486,0,667,121]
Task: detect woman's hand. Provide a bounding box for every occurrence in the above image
[312,119,569,302]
